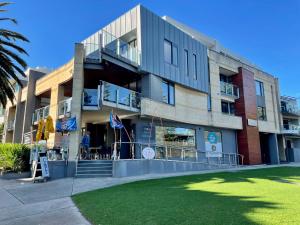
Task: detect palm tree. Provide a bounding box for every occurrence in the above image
[0,2,29,107]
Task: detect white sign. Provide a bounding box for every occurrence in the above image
[142,147,155,159]
[40,157,50,177]
[205,131,222,157]
[248,119,258,127]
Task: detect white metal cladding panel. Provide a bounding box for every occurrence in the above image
[140,6,209,93]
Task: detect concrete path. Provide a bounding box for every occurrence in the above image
[0,163,299,225]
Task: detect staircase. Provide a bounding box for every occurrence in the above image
[76,160,113,178]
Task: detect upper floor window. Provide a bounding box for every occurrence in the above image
[220,74,233,83]
[184,49,189,76]
[221,100,235,115]
[193,54,197,80]
[257,106,267,120]
[164,39,178,66]
[255,80,264,96]
[162,80,175,105]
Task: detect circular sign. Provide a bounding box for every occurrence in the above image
[207,132,218,144]
[142,147,155,159]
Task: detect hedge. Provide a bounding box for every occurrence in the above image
[0,143,31,172]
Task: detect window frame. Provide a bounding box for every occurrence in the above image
[161,80,175,105]
[255,80,264,96]
[257,106,267,121]
[184,49,189,76]
[221,100,235,116]
[164,39,178,66]
[193,53,197,80]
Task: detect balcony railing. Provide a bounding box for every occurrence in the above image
[32,105,50,124]
[58,98,72,117]
[84,30,140,66]
[220,81,239,99]
[7,120,15,131]
[281,106,300,116]
[282,124,300,135]
[82,81,141,112]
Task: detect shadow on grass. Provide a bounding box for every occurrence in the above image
[73,167,300,225]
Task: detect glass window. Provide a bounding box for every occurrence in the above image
[184,49,189,76]
[193,54,197,80]
[221,101,235,115]
[162,81,169,103]
[156,126,196,147]
[162,81,175,105]
[255,80,264,96]
[164,40,172,64]
[172,45,178,66]
[257,106,267,120]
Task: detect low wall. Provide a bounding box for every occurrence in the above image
[113,159,228,178]
[48,161,76,179]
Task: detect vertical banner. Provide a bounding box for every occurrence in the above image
[204,131,222,157]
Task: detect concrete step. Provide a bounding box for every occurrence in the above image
[76,170,112,175]
[75,174,112,178]
[77,166,112,171]
[78,160,112,164]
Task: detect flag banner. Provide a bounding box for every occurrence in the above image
[110,112,124,129]
[56,117,77,132]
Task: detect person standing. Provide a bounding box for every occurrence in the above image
[81,131,91,159]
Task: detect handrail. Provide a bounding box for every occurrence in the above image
[32,105,50,123]
[220,81,239,98]
[58,97,72,116]
[111,142,244,166]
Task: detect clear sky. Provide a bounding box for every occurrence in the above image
[3,0,300,96]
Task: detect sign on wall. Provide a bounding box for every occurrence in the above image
[204,131,222,157]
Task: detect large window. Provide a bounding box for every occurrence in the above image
[156,126,196,147]
[193,54,197,80]
[184,49,189,76]
[221,101,235,115]
[164,39,178,66]
[255,80,264,96]
[162,81,175,105]
[257,106,267,120]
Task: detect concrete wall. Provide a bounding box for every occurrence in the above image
[140,82,243,130]
[268,133,280,164]
[113,159,227,178]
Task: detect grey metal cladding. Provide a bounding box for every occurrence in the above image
[139,6,209,93]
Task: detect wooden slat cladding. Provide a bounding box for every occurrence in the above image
[233,67,262,165]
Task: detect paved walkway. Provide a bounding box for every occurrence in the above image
[0,163,299,225]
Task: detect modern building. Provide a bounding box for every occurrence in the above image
[2,5,285,178]
[277,96,300,162]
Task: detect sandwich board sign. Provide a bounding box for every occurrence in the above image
[40,157,50,177]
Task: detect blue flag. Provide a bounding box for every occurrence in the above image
[110,112,124,129]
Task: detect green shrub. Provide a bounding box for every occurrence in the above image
[0,143,31,172]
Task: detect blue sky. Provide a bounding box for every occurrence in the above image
[3,0,300,96]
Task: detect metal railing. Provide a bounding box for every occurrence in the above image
[281,124,300,134]
[220,81,239,99]
[281,106,300,116]
[32,105,50,124]
[58,98,72,117]
[83,30,141,65]
[112,142,244,167]
[23,130,37,145]
[82,81,141,111]
[6,120,15,131]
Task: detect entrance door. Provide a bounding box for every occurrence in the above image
[260,133,271,164]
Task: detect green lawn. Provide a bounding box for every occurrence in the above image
[73,167,300,225]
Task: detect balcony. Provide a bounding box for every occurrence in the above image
[84,30,140,66]
[82,81,141,112]
[7,120,15,131]
[220,82,239,99]
[58,98,72,118]
[32,105,50,124]
[281,124,300,135]
[281,106,300,117]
